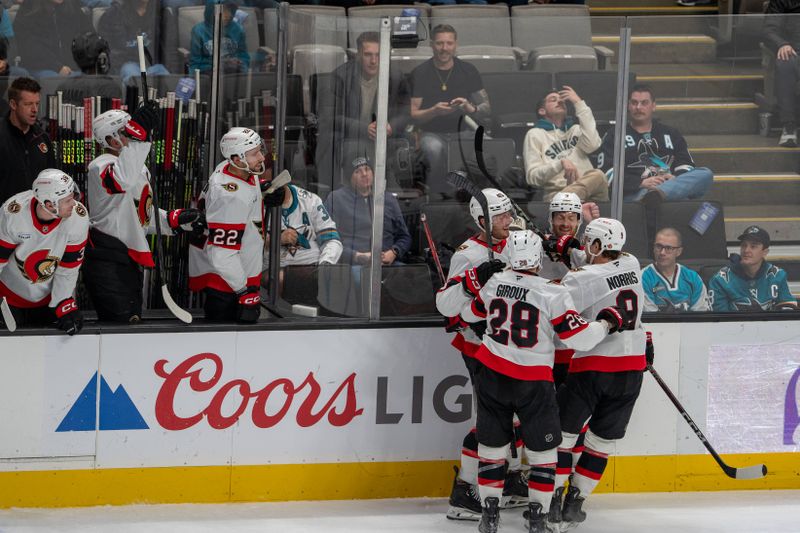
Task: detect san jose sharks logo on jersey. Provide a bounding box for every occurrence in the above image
[627,134,674,180]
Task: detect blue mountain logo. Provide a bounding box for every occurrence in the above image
[56,372,149,432]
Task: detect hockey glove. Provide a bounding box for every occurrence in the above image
[125,101,160,141]
[235,287,261,324]
[469,320,487,339]
[543,235,581,268]
[55,298,83,336]
[444,315,468,333]
[168,208,206,233]
[462,259,504,297]
[596,305,633,334]
[645,331,654,366]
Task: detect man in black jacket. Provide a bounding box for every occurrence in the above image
[315,31,409,189]
[0,77,56,204]
[764,0,800,146]
[598,84,713,205]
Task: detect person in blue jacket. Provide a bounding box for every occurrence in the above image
[323,155,411,266]
[189,0,249,74]
[709,225,798,312]
[642,227,709,312]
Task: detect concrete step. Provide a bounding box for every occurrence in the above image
[655,102,758,135]
[593,34,717,64]
[636,73,762,99]
[686,134,800,173]
[590,15,713,36]
[708,174,800,206]
[723,205,800,243]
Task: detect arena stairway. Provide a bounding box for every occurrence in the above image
[587,0,800,298]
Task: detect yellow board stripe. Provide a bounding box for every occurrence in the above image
[0,453,798,509]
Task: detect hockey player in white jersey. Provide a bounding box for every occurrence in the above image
[189,127,267,323]
[435,188,524,520]
[551,217,647,531]
[458,230,630,533]
[0,170,88,334]
[265,182,342,267]
[83,105,204,323]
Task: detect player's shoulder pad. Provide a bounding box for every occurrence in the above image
[5,198,23,215]
[73,202,88,218]
[220,181,240,193]
[457,243,469,251]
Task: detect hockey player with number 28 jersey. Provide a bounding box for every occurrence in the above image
[0,169,88,335]
[189,127,266,323]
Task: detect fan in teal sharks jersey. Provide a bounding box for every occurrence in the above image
[642,228,709,312]
[708,225,798,312]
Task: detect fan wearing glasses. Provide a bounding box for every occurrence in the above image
[641,227,710,312]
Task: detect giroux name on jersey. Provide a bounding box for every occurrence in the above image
[606,271,639,291]
[495,283,529,302]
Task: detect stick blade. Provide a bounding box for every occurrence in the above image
[446,170,483,201]
[1,297,17,332]
[733,464,767,480]
[161,285,193,324]
[265,169,292,194]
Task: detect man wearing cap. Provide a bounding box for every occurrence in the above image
[708,225,798,312]
[323,155,411,265]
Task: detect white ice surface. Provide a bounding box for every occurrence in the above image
[1,490,799,533]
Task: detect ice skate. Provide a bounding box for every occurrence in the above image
[560,485,587,530]
[501,468,528,508]
[478,496,500,533]
[548,486,564,525]
[446,466,482,521]
[526,501,557,533]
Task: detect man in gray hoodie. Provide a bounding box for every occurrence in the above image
[523,86,608,202]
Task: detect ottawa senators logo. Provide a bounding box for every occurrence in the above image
[7,200,20,214]
[223,182,239,192]
[16,249,59,283]
[38,142,48,154]
[75,203,87,217]
[133,184,153,227]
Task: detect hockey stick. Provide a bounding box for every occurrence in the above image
[646,363,767,480]
[0,297,16,332]
[446,170,492,262]
[137,35,192,324]
[420,212,445,285]
[265,169,292,195]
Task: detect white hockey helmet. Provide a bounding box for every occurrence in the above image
[32,169,79,217]
[220,127,265,172]
[548,191,583,234]
[93,109,131,149]
[507,230,543,271]
[582,217,626,256]
[470,188,514,230]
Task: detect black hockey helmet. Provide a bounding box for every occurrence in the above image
[71,31,110,75]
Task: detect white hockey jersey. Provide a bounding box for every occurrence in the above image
[0,192,89,307]
[460,269,609,381]
[86,141,169,267]
[265,184,342,267]
[560,252,647,373]
[188,162,264,294]
[539,249,587,365]
[435,235,511,357]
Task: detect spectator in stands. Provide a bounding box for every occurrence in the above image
[0,37,32,117]
[709,225,798,312]
[316,31,410,187]
[642,227,710,312]
[523,86,608,202]
[410,24,490,199]
[0,6,14,42]
[598,83,713,206]
[98,0,170,86]
[324,154,411,266]
[0,77,56,204]
[189,0,250,75]
[56,32,123,106]
[763,0,800,147]
[13,0,92,79]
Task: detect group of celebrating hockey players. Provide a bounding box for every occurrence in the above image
[436,190,652,533]
[0,100,302,333]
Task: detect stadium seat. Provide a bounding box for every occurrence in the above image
[390,46,432,77]
[380,264,437,316]
[347,4,430,50]
[445,137,521,193]
[654,201,728,261]
[511,4,614,72]
[554,71,637,124]
[430,5,523,71]
[421,201,476,251]
[482,71,554,133]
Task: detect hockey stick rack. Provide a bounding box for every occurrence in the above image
[137,35,193,324]
[446,170,493,262]
[647,363,767,480]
